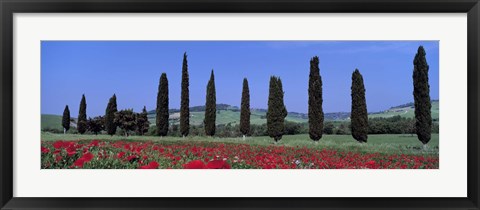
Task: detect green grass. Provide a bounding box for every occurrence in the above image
[41,132,438,156]
[41,114,64,130]
[369,101,439,120]
[146,110,307,126]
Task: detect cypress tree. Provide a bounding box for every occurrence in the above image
[240,78,251,140]
[62,105,70,134]
[77,94,87,134]
[204,70,216,136]
[267,76,287,142]
[413,46,432,145]
[308,56,324,141]
[180,52,190,137]
[105,94,118,136]
[137,106,150,136]
[351,69,368,143]
[156,73,169,136]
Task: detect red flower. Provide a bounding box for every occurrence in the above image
[89,140,99,147]
[55,155,63,162]
[53,141,64,149]
[117,152,126,159]
[127,155,138,163]
[74,158,86,168]
[66,147,77,157]
[139,161,160,169]
[183,160,206,169]
[206,160,231,169]
[81,153,94,162]
[41,147,50,154]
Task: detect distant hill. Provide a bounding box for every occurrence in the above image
[369,100,439,120]
[146,104,308,126]
[42,100,440,129]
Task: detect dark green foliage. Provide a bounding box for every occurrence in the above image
[77,94,87,134]
[284,121,302,135]
[351,69,368,143]
[413,46,432,144]
[115,109,137,137]
[87,116,104,135]
[62,105,70,133]
[308,56,324,141]
[137,106,150,136]
[368,116,415,134]
[323,122,334,135]
[105,94,118,136]
[156,73,169,136]
[204,70,216,136]
[267,76,287,142]
[180,52,190,137]
[240,78,251,137]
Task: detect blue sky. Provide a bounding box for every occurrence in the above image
[41,41,439,116]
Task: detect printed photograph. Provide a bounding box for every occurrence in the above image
[41,41,439,169]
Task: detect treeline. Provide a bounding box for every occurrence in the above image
[56,46,434,145]
[157,115,439,137]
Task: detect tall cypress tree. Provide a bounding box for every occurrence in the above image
[204,70,216,136]
[308,56,324,141]
[62,105,70,134]
[180,52,190,137]
[351,69,368,143]
[105,94,118,136]
[77,94,87,134]
[240,78,250,140]
[413,46,432,145]
[156,73,169,136]
[267,76,287,142]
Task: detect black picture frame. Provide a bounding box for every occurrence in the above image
[1,0,479,209]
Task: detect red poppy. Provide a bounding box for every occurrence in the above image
[206,160,231,169]
[74,158,85,168]
[127,155,138,162]
[117,152,125,159]
[81,153,94,162]
[53,141,64,149]
[66,147,77,157]
[41,147,50,154]
[55,155,63,162]
[183,160,206,169]
[139,161,160,169]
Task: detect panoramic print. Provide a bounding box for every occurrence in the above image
[41,41,439,169]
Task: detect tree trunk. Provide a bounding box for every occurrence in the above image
[243,135,245,141]
[64,128,66,135]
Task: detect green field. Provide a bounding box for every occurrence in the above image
[369,101,439,120]
[41,132,438,156]
[41,114,65,131]
[147,110,308,126]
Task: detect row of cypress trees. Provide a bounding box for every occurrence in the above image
[61,46,431,145]
[305,46,432,145]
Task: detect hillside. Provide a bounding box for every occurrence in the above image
[369,100,439,120]
[146,105,309,126]
[42,101,440,129]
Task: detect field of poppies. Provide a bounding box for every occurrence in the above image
[41,136,439,169]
